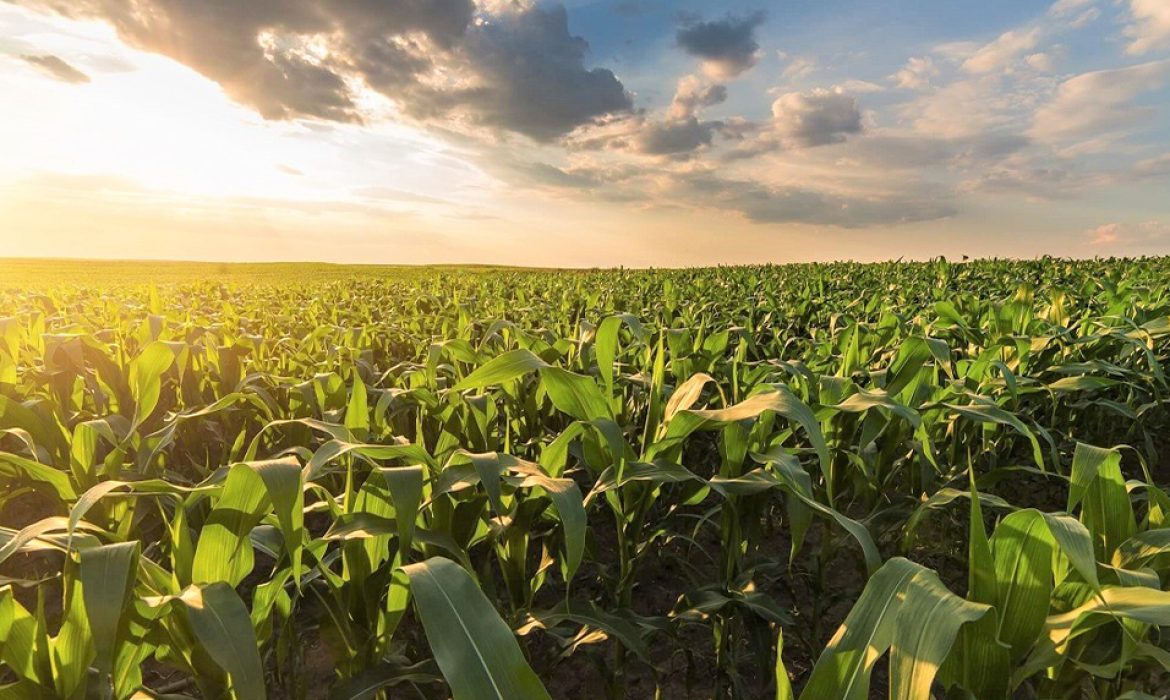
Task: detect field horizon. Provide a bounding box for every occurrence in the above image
[6,254,1170,286]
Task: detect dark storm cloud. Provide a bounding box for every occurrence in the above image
[20,54,90,84]
[14,1,630,139]
[676,12,766,77]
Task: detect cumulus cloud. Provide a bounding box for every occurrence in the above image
[771,88,863,147]
[669,75,727,119]
[19,54,90,84]
[676,12,766,78]
[441,6,632,139]
[1029,59,1170,141]
[568,113,726,158]
[14,0,630,140]
[962,28,1041,74]
[721,87,863,158]
[633,117,719,155]
[1124,0,1170,55]
[890,57,938,89]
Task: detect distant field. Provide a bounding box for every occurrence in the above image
[0,258,536,287]
[3,257,1170,698]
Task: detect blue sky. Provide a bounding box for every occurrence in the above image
[1,0,1168,265]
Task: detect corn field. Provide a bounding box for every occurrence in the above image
[4,258,1170,699]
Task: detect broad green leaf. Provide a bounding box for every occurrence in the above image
[192,464,268,586]
[180,583,266,700]
[890,570,990,700]
[990,509,1054,659]
[453,349,547,391]
[800,558,921,700]
[130,341,175,426]
[80,542,140,693]
[402,557,550,700]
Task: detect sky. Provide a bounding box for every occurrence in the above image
[0,0,1169,267]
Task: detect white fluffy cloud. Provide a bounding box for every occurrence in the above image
[962,28,1041,74]
[1124,0,1170,55]
[890,57,938,89]
[669,75,727,119]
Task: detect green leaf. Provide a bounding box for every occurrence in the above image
[402,557,550,700]
[80,542,140,693]
[540,367,613,422]
[345,370,370,438]
[1040,512,1099,590]
[453,349,547,391]
[1068,442,1120,511]
[130,342,175,426]
[249,458,305,584]
[990,509,1054,659]
[800,558,921,700]
[890,570,990,700]
[944,401,1044,469]
[776,628,794,700]
[192,464,268,586]
[180,583,266,700]
[1044,585,1170,652]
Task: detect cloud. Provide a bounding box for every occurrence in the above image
[1124,0,1170,55]
[436,5,632,140]
[1087,221,1170,246]
[1063,7,1101,30]
[961,159,1108,199]
[669,75,727,119]
[837,79,884,94]
[633,117,719,155]
[721,87,863,158]
[19,54,90,84]
[1133,152,1170,178]
[771,88,862,147]
[1025,53,1054,72]
[780,55,817,82]
[890,57,938,89]
[676,12,766,78]
[962,28,1041,74]
[566,111,724,158]
[14,1,631,140]
[678,173,956,227]
[1029,59,1170,141]
[1048,0,1093,17]
[907,73,1035,139]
